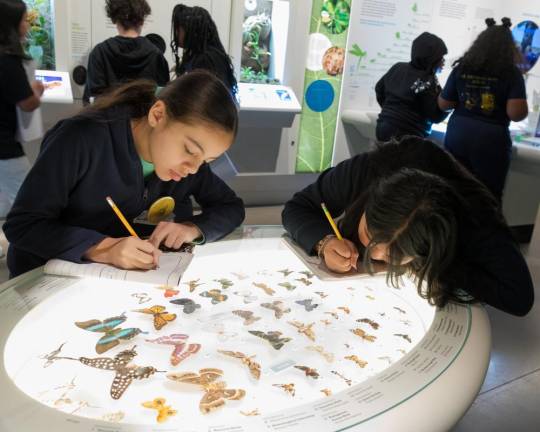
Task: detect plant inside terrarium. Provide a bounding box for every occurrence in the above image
[241,12,275,83]
[23,0,55,69]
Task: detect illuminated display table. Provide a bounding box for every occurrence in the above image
[0,226,490,431]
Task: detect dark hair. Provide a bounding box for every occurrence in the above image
[340,136,505,308]
[84,70,238,137]
[0,0,28,58]
[171,4,238,95]
[453,17,519,78]
[105,0,150,30]
[145,33,166,54]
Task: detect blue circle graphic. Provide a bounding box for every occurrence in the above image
[305,80,335,112]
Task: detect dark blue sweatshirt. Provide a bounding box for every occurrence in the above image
[4,106,245,277]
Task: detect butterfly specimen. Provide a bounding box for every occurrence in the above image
[320,388,332,397]
[252,282,275,296]
[296,299,319,312]
[331,370,352,386]
[324,311,339,320]
[101,411,125,423]
[394,333,412,343]
[131,292,151,304]
[156,285,179,298]
[231,272,249,280]
[314,291,328,299]
[288,321,316,341]
[278,282,296,291]
[320,319,331,326]
[261,300,291,319]
[232,310,261,326]
[393,306,406,314]
[133,305,177,331]
[145,334,201,366]
[299,270,314,279]
[200,289,228,304]
[169,298,201,314]
[55,345,161,399]
[294,365,319,379]
[366,295,375,301]
[306,345,334,363]
[345,355,368,368]
[351,328,377,342]
[337,306,350,314]
[167,368,246,414]
[40,342,66,367]
[233,290,258,304]
[75,313,145,354]
[214,278,234,290]
[278,269,294,277]
[142,398,177,423]
[273,383,295,396]
[378,356,393,365]
[218,350,261,380]
[183,279,204,293]
[295,277,312,286]
[248,330,292,350]
[357,318,380,330]
[240,408,260,416]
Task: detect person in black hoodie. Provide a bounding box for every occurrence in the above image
[282,136,534,317]
[171,4,237,96]
[5,71,245,278]
[83,0,169,104]
[375,32,448,141]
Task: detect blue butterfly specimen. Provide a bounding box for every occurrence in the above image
[75,313,145,354]
[296,299,319,312]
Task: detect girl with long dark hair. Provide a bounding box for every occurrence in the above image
[0,0,44,223]
[282,136,533,317]
[438,18,528,200]
[5,71,244,277]
[171,4,238,96]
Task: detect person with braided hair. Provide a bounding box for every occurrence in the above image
[439,17,528,201]
[171,4,238,96]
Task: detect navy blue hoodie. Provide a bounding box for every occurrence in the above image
[4,106,245,277]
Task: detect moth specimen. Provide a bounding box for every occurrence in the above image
[356,318,380,330]
[295,277,312,286]
[278,282,296,291]
[200,289,228,304]
[133,305,177,331]
[314,291,328,299]
[278,269,294,277]
[248,330,292,350]
[345,355,368,368]
[351,328,377,342]
[167,368,246,414]
[294,365,319,379]
[252,282,275,296]
[296,299,319,312]
[218,350,261,380]
[288,320,316,341]
[272,383,295,396]
[214,278,234,290]
[261,300,291,319]
[183,279,204,293]
[337,306,350,314]
[232,310,261,326]
[394,333,412,343]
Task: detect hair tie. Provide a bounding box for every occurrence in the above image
[485,18,496,27]
[501,17,512,28]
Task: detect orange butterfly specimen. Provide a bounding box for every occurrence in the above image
[133,305,176,331]
[320,388,332,397]
[252,282,275,296]
[218,350,261,380]
[294,365,319,379]
[350,328,377,342]
[273,383,295,396]
[167,368,246,414]
[156,285,179,298]
[345,355,368,368]
[142,398,177,423]
[288,321,316,341]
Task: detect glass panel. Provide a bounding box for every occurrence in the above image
[23,0,56,70]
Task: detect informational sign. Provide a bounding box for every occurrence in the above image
[35,70,74,103]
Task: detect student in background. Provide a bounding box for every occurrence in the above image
[145,33,167,55]
[375,32,448,141]
[5,71,244,277]
[83,0,169,103]
[171,4,237,96]
[282,136,534,317]
[439,18,528,201]
[0,0,44,224]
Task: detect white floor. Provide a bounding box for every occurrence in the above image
[1,206,539,431]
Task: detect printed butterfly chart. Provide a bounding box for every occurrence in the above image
[232,310,261,326]
[218,350,261,380]
[296,299,319,312]
[183,279,204,293]
[200,289,228,304]
[142,398,177,423]
[272,383,295,396]
[167,368,246,414]
[145,334,201,366]
[248,330,292,350]
[133,306,177,331]
[294,365,319,379]
[170,298,201,314]
[75,313,145,354]
[156,285,180,298]
[288,321,316,341]
[54,345,162,399]
[261,301,291,319]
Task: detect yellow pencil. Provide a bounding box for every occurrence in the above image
[321,202,343,240]
[106,196,139,238]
